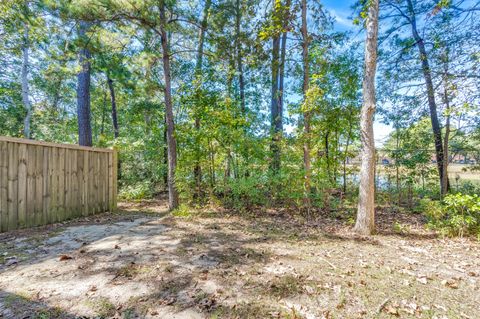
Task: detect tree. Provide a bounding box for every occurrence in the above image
[159,0,179,209]
[300,0,311,207]
[21,16,32,139]
[193,0,212,201]
[355,0,379,235]
[76,20,93,146]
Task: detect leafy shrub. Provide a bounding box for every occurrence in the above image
[422,193,480,237]
[216,175,267,209]
[119,181,156,200]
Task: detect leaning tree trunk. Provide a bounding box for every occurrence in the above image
[159,0,179,209]
[355,0,379,236]
[406,0,446,192]
[76,21,93,147]
[21,23,32,139]
[300,0,311,208]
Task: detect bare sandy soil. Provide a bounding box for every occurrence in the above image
[0,200,479,318]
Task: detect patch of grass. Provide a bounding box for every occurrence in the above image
[172,204,193,217]
[85,297,116,318]
[211,301,305,319]
[215,247,270,267]
[265,275,305,298]
[32,307,64,319]
[3,292,31,307]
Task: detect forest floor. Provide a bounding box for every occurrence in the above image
[0,199,479,319]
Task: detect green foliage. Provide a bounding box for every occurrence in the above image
[172,204,192,217]
[119,181,156,201]
[422,194,480,237]
[216,175,267,209]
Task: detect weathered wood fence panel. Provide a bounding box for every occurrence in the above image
[0,136,117,232]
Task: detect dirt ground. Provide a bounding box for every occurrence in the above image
[0,200,479,319]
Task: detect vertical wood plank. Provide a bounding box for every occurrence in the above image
[57,148,65,221]
[0,141,8,232]
[88,151,95,215]
[71,150,79,217]
[26,145,36,227]
[43,147,50,224]
[50,147,58,223]
[7,142,18,230]
[101,153,107,212]
[84,151,90,216]
[112,149,118,210]
[108,152,113,212]
[94,152,99,213]
[77,150,85,216]
[64,149,71,218]
[17,143,27,228]
[35,145,44,226]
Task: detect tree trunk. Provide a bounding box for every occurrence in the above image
[159,0,179,209]
[235,0,246,113]
[406,0,446,193]
[163,114,168,188]
[355,0,379,236]
[441,49,451,197]
[107,74,119,139]
[100,87,107,135]
[301,0,310,207]
[21,23,32,139]
[193,0,211,200]
[270,0,289,174]
[270,32,281,173]
[343,123,352,194]
[76,21,93,147]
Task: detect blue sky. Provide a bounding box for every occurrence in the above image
[322,0,394,147]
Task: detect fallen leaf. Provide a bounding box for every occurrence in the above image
[441,279,459,289]
[59,254,73,261]
[385,304,400,316]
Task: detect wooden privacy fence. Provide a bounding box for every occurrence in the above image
[0,136,117,232]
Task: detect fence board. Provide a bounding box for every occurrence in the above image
[0,136,117,232]
[0,141,8,232]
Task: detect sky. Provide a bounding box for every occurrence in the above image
[322,0,394,147]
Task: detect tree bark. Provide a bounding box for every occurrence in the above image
[159,0,179,209]
[193,0,211,200]
[76,21,93,147]
[441,49,451,197]
[270,32,281,173]
[235,0,246,113]
[21,23,32,139]
[270,0,289,174]
[406,0,446,193]
[355,0,379,236]
[107,74,119,139]
[301,0,311,207]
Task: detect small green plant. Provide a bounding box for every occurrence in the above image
[172,203,192,217]
[392,221,410,234]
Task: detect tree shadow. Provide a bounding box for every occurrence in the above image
[0,290,79,319]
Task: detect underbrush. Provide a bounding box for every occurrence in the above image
[421,193,480,238]
[119,181,157,200]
